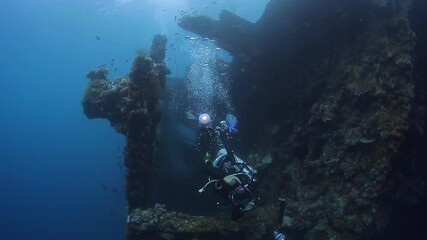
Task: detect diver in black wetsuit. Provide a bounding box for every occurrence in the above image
[195,113,288,238]
[196,113,257,220]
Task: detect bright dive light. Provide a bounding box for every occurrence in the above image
[198,113,211,126]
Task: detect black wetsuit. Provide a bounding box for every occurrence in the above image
[197,124,237,179]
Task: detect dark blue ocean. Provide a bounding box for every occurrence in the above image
[0,1,268,239]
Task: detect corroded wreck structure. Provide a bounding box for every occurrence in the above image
[82,0,427,239]
[83,35,170,210]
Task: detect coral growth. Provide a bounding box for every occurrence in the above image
[82,35,170,210]
[126,203,278,240]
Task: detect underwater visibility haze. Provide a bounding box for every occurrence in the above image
[2,0,427,240]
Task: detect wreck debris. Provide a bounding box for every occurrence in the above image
[82,35,170,210]
[150,34,168,64]
[126,203,277,240]
[85,65,108,81]
[179,9,255,58]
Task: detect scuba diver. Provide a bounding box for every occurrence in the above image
[193,113,288,239]
[196,113,258,220]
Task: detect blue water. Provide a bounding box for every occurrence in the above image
[0,0,268,239]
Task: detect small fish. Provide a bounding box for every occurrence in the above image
[170,44,174,47]
[215,47,221,51]
[359,138,375,144]
[220,72,227,76]
[102,183,107,190]
[186,111,197,120]
[95,35,100,40]
[174,32,180,35]
[111,58,115,62]
[175,16,177,21]
[111,188,118,193]
[202,37,209,41]
[125,59,128,63]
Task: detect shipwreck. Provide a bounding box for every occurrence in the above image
[82,0,427,239]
